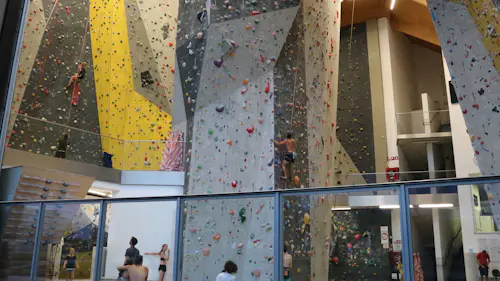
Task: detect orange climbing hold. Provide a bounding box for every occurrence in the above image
[294,176,300,185]
[242,79,248,85]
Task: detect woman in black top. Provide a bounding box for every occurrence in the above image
[145,244,170,281]
[66,62,87,89]
[63,247,80,281]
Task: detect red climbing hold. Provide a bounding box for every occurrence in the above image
[251,11,261,16]
[231,180,237,188]
[246,125,255,134]
[265,82,270,93]
[260,54,265,63]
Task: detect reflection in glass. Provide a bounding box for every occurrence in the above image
[0,203,40,280]
[103,200,177,281]
[35,202,102,281]
[409,185,463,281]
[473,184,498,233]
[282,190,400,281]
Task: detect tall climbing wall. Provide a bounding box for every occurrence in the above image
[8,0,102,164]
[7,0,177,170]
[426,0,500,226]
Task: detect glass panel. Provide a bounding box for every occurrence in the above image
[0,203,40,280]
[181,196,275,281]
[35,202,102,281]
[282,189,401,281]
[408,185,464,281]
[101,200,178,281]
[472,183,498,233]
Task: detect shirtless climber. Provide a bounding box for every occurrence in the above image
[272,132,296,180]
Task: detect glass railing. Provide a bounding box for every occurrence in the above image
[2,176,500,281]
[6,113,185,171]
[395,110,450,135]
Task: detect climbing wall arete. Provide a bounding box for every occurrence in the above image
[427,0,500,226]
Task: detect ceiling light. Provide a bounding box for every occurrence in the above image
[380,205,400,209]
[390,0,396,10]
[88,189,110,198]
[332,207,351,211]
[418,203,454,208]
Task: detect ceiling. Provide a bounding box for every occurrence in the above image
[340,0,440,46]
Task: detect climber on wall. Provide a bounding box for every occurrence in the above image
[272,131,296,180]
[66,62,87,106]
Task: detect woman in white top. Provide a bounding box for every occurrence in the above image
[216,261,238,281]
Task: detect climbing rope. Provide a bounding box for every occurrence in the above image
[348,0,356,69]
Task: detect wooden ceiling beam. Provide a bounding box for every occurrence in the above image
[391,16,440,46]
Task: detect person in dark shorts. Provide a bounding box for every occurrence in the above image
[272,132,297,180]
[145,244,170,281]
[63,247,79,281]
[477,249,491,281]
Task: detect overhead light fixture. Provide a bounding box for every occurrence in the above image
[390,0,396,10]
[418,203,454,208]
[88,189,111,198]
[332,207,351,211]
[379,205,400,209]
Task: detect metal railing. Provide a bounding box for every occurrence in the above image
[6,113,185,171]
[395,110,450,135]
[1,175,500,281]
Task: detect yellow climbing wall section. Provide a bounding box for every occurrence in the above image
[89,0,172,170]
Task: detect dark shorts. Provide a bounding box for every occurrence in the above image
[159,265,167,272]
[479,266,489,276]
[284,152,296,163]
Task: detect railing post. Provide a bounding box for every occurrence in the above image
[30,202,45,281]
[273,192,282,281]
[93,200,108,281]
[399,184,414,281]
[173,198,184,281]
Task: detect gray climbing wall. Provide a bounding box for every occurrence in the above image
[337,23,376,183]
[8,0,102,164]
[427,0,500,227]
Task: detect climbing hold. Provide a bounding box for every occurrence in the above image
[252,269,261,277]
[208,128,214,135]
[214,58,223,68]
[231,180,238,188]
[239,208,246,223]
[202,247,210,256]
[294,176,300,185]
[242,79,249,85]
[229,209,235,215]
[354,234,360,240]
[213,233,221,241]
[246,125,255,134]
[216,104,225,112]
[197,32,203,40]
[257,117,263,124]
[264,82,270,93]
[227,139,233,146]
[237,243,243,249]
[304,213,310,224]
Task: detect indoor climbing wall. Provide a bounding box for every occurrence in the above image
[329,209,392,281]
[8,0,102,165]
[427,0,500,226]
[337,23,376,184]
[7,0,177,170]
[88,0,174,170]
[182,198,275,281]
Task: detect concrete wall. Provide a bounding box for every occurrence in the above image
[413,45,447,110]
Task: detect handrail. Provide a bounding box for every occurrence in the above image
[1,175,500,205]
[12,112,185,143]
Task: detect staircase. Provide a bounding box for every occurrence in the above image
[0,166,94,280]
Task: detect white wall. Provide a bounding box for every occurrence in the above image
[103,171,183,280]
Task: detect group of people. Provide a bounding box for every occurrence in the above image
[117,237,170,281]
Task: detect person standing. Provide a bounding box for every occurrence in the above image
[272,132,297,180]
[125,237,140,265]
[477,249,491,281]
[216,261,238,281]
[283,246,292,281]
[63,247,79,281]
[145,244,170,281]
[55,134,69,159]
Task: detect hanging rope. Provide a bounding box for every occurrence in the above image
[65,20,90,127]
[347,0,356,69]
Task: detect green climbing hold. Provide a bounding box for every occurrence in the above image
[208,128,214,135]
[239,208,246,223]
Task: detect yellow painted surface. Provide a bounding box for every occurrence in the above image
[89,0,172,170]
